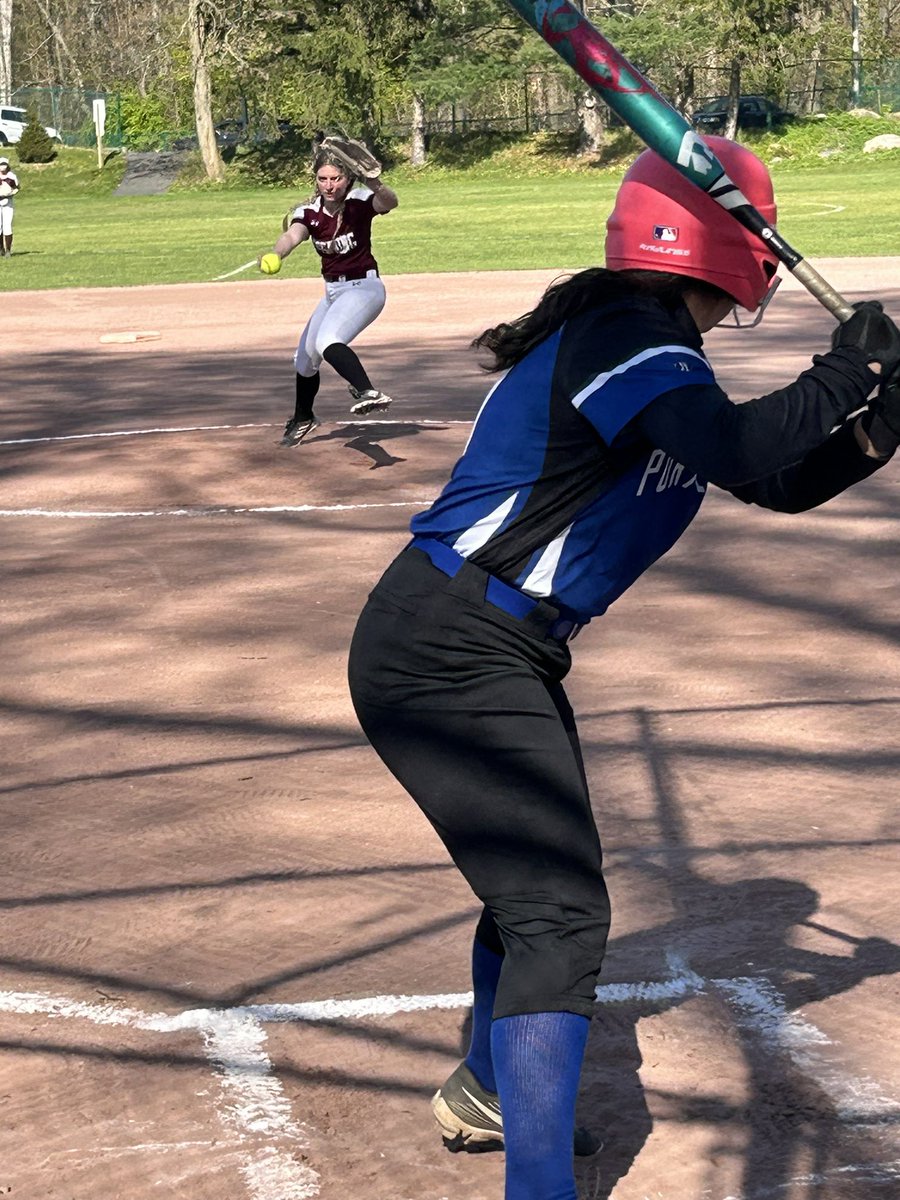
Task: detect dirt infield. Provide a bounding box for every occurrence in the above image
[2,261,899,1200]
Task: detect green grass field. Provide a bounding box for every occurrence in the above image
[4,155,899,291]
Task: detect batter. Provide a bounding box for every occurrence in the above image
[347,137,900,1200]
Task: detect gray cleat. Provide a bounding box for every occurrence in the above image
[431,1062,602,1156]
[280,415,321,446]
[348,386,393,415]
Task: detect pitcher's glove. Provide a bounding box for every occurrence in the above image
[320,134,382,180]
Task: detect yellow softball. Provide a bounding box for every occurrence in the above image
[259,253,282,275]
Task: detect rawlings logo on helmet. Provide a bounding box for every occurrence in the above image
[639,242,691,258]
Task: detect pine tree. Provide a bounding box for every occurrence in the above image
[17,105,58,164]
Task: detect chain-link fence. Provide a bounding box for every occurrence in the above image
[389,57,900,142]
[10,86,122,147]
[11,54,899,153]
[859,58,900,111]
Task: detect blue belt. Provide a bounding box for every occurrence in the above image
[409,536,583,642]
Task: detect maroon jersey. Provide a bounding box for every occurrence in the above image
[291,187,379,278]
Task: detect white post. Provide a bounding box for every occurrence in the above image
[92,97,106,169]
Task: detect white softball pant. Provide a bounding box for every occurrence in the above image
[0,202,13,235]
[294,271,386,377]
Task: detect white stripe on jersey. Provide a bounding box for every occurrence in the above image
[453,491,519,557]
[520,523,574,597]
[571,345,709,411]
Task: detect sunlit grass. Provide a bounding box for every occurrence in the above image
[5,155,899,291]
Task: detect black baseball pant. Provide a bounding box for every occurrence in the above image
[348,545,610,1019]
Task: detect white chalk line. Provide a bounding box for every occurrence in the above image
[0,417,470,447]
[786,200,847,217]
[722,1159,900,1199]
[200,1012,319,1200]
[7,503,899,527]
[1,971,897,1197]
[0,422,273,445]
[51,1137,242,1157]
[0,500,433,520]
[716,975,900,1123]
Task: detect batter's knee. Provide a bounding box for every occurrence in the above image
[489,889,611,1019]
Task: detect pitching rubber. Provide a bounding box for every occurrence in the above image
[99,330,162,344]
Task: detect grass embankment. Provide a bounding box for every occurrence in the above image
[3,119,899,292]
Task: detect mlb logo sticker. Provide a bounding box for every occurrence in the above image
[653,225,679,242]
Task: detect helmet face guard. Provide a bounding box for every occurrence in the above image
[721,276,782,329]
[605,136,780,312]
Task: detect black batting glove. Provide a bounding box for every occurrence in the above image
[871,365,900,440]
[832,300,900,377]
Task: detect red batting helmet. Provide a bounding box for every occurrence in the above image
[605,136,779,312]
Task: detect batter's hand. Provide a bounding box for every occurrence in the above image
[832,301,900,377]
[870,364,900,440]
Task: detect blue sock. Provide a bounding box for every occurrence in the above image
[491,1010,590,1200]
[463,936,503,1091]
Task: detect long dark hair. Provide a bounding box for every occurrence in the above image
[472,267,728,372]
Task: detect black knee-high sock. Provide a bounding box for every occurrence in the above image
[322,342,372,393]
[294,372,320,419]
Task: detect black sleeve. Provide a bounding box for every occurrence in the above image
[635,346,879,489]
[724,417,890,512]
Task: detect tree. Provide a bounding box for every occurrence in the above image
[6,0,900,161]
[16,102,57,160]
[569,1,606,154]
[187,0,224,182]
[403,0,532,162]
[0,0,11,104]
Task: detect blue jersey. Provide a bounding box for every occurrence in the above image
[410,298,718,623]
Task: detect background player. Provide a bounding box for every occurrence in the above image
[260,138,399,446]
[348,136,900,1200]
[0,157,20,257]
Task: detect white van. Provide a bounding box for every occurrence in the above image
[0,106,62,146]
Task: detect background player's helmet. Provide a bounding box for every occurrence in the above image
[605,136,778,311]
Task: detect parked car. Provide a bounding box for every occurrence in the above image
[0,105,62,145]
[276,117,301,140]
[169,122,245,152]
[692,95,793,132]
[214,119,246,149]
